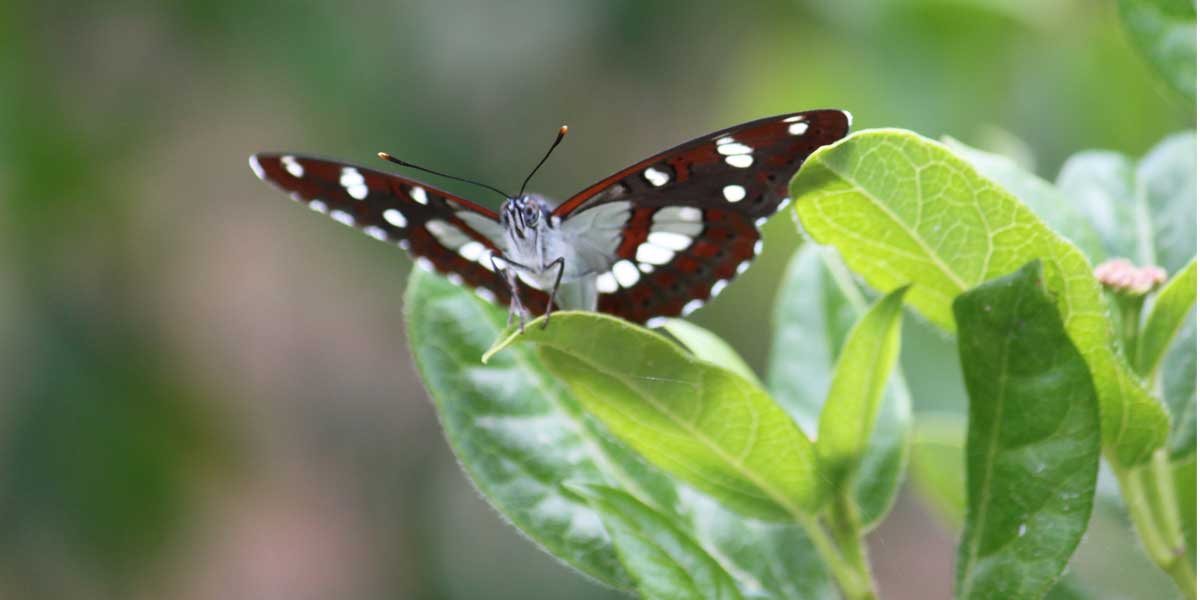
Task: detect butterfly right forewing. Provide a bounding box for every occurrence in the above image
[249,153,548,308]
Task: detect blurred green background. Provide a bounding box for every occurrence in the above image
[0,1,1191,598]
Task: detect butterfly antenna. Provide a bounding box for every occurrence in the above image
[377,152,512,200]
[518,125,568,198]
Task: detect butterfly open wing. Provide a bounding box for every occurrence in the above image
[553,110,851,324]
[249,153,549,308]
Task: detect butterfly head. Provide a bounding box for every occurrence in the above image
[501,194,554,239]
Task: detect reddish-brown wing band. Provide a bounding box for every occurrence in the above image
[249,153,549,308]
[555,110,852,324]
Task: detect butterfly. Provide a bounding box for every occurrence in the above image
[249,110,851,330]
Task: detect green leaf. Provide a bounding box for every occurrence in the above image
[1118,0,1197,101]
[1055,150,1142,263]
[909,415,967,530]
[569,484,745,600]
[662,319,761,386]
[942,137,1106,263]
[405,271,683,590]
[1056,133,1197,276]
[791,129,1168,466]
[1174,454,1197,561]
[817,285,908,487]
[487,311,827,521]
[767,246,912,529]
[953,261,1101,600]
[1136,258,1197,377]
[1137,132,1197,277]
[1163,314,1196,458]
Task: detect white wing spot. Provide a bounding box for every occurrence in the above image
[753,240,764,255]
[710,279,728,297]
[596,272,618,293]
[612,260,640,288]
[715,135,735,145]
[783,115,806,123]
[398,239,411,250]
[363,225,387,241]
[248,156,266,179]
[777,197,791,212]
[725,154,753,168]
[330,209,355,227]
[737,260,752,274]
[788,122,810,136]
[639,262,654,273]
[636,242,674,265]
[755,217,768,227]
[645,317,669,329]
[340,167,368,199]
[722,184,746,203]
[410,186,429,205]
[416,257,435,272]
[457,241,485,261]
[447,273,464,286]
[309,199,328,214]
[716,142,753,156]
[647,231,693,251]
[643,167,670,187]
[475,287,497,303]
[282,155,304,178]
[383,208,407,228]
[682,299,704,316]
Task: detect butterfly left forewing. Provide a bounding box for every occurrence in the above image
[249,153,549,308]
[556,110,851,324]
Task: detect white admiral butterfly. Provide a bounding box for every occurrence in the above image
[249,110,851,330]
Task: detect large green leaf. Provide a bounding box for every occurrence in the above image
[1136,258,1196,378]
[570,484,744,600]
[954,261,1101,599]
[791,129,1168,466]
[487,311,827,521]
[817,285,908,487]
[943,137,1106,263]
[767,246,912,529]
[1056,133,1197,276]
[406,271,683,589]
[1118,0,1197,101]
[662,319,761,386]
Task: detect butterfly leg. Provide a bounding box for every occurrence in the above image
[491,254,531,332]
[540,257,565,329]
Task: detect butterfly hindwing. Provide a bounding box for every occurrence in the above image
[249,153,548,308]
[555,110,852,324]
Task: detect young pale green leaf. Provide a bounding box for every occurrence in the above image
[1137,133,1197,277]
[487,311,827,521]
[790,129,1168,466]
[954,261,1101,600]
[1056,133,1197,276]
[406,271,687,590]
[1055,150,1142,263]
[943,137,1106,263]
[909,415,967,530]
[1136,258,1197,377]
[662,319,761,386]
[569,484,745,600]
[1118,0,1196,101]
[817,285,908,487]
[1163,314,1196,458]
[767,246,912,529]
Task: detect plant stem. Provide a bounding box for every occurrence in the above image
[1112,452,1196,599]
[800,515,877,600]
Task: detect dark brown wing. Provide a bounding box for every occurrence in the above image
[249,153,548,308]
[554,110,851,324]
